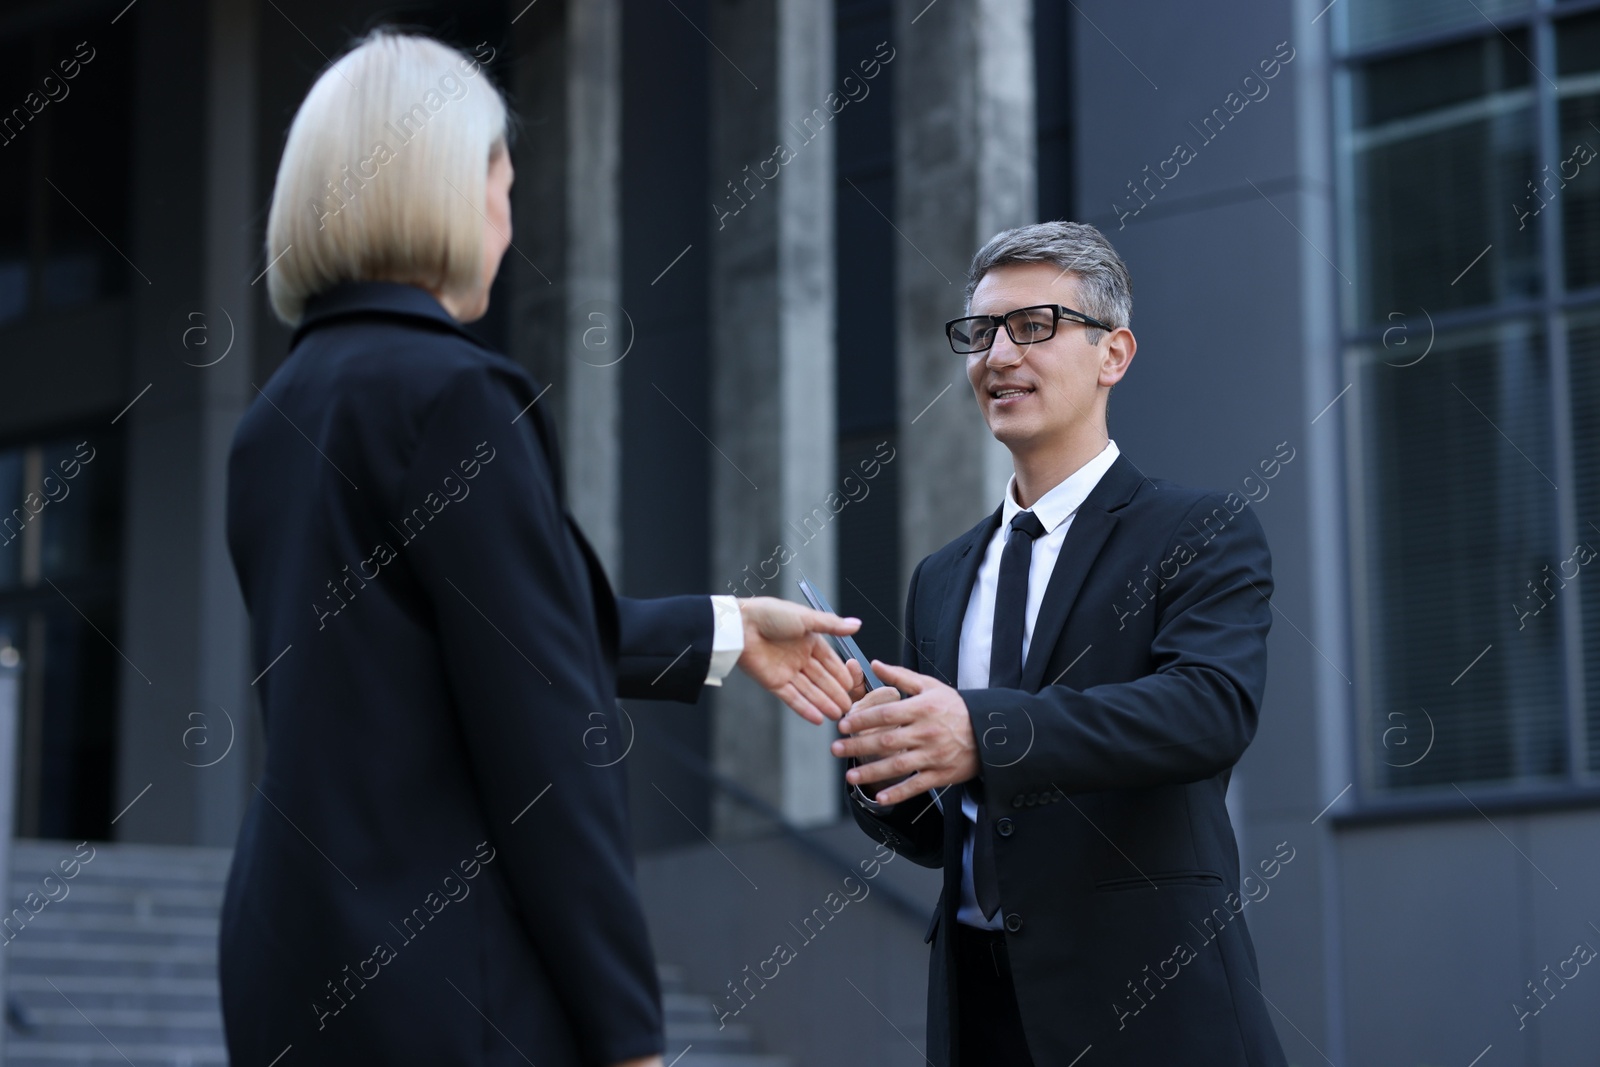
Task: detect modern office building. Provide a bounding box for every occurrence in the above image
[2,0,1598,1063]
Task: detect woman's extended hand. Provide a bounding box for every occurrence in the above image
[735,597,861,723]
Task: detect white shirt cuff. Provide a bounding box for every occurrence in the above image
[703,595,744,686]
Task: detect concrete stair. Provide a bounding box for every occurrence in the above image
[3,841,788,1067]
[3,839,231,1066]
[659,963,791,1067]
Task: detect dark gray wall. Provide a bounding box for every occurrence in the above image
[637,820,942,1067]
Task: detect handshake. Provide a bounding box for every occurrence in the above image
[613,595,981,1067]
[732,595,980,811]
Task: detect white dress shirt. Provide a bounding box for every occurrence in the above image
[705,596,744,685]
[955,440,1120,928]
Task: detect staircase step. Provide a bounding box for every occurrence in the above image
[10,988,219,1016]
[5,910,219,940]
[666,1018,762,1048]
[7,882,223,915]
[4,938,218,983]
[11,854,230,887]
[3,842,790,1067]
[4,1015,225,1050]
[10,975,219,997]
[665,1053,791,1067]
[657,961,687,991]
[3,1040,229,1065]
[18,1006,223,1029]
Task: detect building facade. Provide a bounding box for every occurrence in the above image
[2,0,1599,1062]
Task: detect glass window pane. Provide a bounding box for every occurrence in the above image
[1557,9,1600,75]
[1558,13,1600,291]
[1350,34,1539,326]
[0,428,122,840]
[35,600,119,840]
[1353,320,1565,790]
[1354,31,1532,127]
[0,449,24,591]
[1558,98,1600,290]
[39,435,118,583]
[40,21,133,310]
[1566,311,1600,774]
[9,600,119,840]
[0,36,34,325]
[1345,0,1528,53]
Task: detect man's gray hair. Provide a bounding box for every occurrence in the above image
[964,221,1132,343]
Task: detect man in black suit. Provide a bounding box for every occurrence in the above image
[833,221,1287,1066]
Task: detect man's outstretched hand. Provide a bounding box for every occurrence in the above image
[832,660,978,806]
[735,597,861,724]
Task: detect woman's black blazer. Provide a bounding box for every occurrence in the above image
[220,281,713,1066]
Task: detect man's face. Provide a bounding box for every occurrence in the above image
[964,262,1121,453]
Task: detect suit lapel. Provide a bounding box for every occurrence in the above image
[1020,455,1149,690]
[932,507,1002,687]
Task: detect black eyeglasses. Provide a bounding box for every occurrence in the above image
[945,303,1116,354]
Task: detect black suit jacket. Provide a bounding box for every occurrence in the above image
[851,454,1288,1067]
[221,281,712,1066]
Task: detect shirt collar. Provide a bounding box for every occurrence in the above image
[1000,440,1121,533]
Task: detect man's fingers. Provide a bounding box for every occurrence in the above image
[777,682,826,726]
[839,692,920,734]
[869,660,930,696]
[870,769,944,807]
[845,685,900,720]
[833,716,915,758]
[848,749,917,785]
[803,608,862,636]
[802,653,851,719]
[789,670,836,723]
[844,659,867,702]
[809,635,854,693]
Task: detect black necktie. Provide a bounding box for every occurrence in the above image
[972,510,1047,921]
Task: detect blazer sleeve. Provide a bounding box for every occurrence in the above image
[963,491,1274,799]
[847,555,945,868]
[615,594,714,702]
[400,363,662,1066]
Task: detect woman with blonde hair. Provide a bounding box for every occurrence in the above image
[223,28,857,1067]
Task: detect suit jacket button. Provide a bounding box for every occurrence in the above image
[1005,913,1023,933]
[996,818,1014,837]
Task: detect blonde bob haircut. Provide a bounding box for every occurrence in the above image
[265,28,508,325]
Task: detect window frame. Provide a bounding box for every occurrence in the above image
[1334,0,1600,810]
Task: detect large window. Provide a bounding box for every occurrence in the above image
[0,12,135,326]
[1339,2,1600,796]
[0,430,123,840]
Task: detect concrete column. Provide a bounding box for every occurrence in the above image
[893,0,1036,589]
[708,0,839,833]
[0,652,19,1063]
[508,0,624,574]
[115,0,258,846]
[193,0,259,845]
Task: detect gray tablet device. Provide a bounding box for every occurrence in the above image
[796,575,889,692]
[796,574,908,813]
